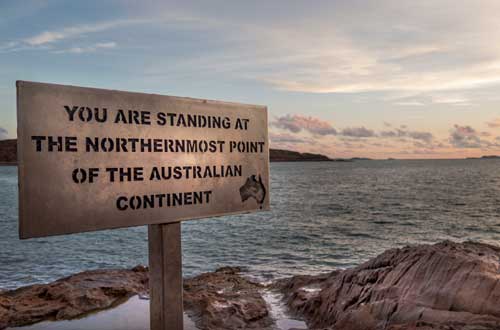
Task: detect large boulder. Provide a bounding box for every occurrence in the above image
[276,241,500,329]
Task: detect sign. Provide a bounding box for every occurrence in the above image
[17,81,270,238]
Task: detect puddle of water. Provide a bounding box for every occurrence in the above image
[10,295,198,330]
[261,290,308,330]
[301,284,321,293]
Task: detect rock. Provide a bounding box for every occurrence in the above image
[0,266,149,329]
[184,266,273,329]
[3,241,500,330]
[0,265,273,330]
[276,241,500,330]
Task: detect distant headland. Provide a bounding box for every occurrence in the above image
[466,155,500,159]
[0,139,335,164]
[269,148,333,162]
[6,139,500,163]
[0,139,16,165]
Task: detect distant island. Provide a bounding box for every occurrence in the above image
[0,139,335,164]
[466,155,500,160]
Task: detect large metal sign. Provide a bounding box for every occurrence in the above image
[17,81,270,238]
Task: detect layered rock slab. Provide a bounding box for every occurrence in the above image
[0,266,148,329]
[276,241,500,330]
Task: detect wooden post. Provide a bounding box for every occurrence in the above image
[148,222,183,330]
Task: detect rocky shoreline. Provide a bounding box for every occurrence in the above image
[1,241,500,329]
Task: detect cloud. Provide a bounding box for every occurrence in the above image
[6,2,500,100]
[25,2,498,104]
[380,127,433,142]
[431,95,471,106]
[1,12,219,53]
[394,100,425,106]
[54,42,117,54]
[487,118,500,128]
[153,2,500,99]
[449,125,492,148]
[407,131,434,142]
[271,114,337,136]
[24,20,137,46]
[0,127,8,139]
[271,113,436,149]
[340,126,376,138]
[269,132,311,144]
[0,19,142,53]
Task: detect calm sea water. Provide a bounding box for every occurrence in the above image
[1,160,500,290]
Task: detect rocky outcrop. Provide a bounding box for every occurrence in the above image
[2,241,500,330]
[275,241,500,330]
[0,266,271,330]
[0,265,149,329]
[184,266,272,329]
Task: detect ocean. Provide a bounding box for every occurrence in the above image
[1,160,500,290]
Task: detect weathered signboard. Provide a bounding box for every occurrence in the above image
[17,81,269,238]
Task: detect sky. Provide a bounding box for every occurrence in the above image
[1,0,500,159]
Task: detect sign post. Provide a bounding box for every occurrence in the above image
[16,81,270,330]
[148,223,183,330]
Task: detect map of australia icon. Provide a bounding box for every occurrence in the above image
[239,175,266,208]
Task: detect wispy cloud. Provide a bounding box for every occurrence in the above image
[431,95,471,106]
[394,100,425,106]
[269,132,312,144]
[143,1,500,100]
[1,19,141,53]
[487,118,500,128]
[24,20,137,46]
[5,2,500,101]
[53,42,117,54]
[271,114,337,136]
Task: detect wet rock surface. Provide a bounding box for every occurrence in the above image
[184,266,273,329]
[0,266,273,330]
[2,241,500,330]
[0,265,149,329]
[275,241,500,330]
